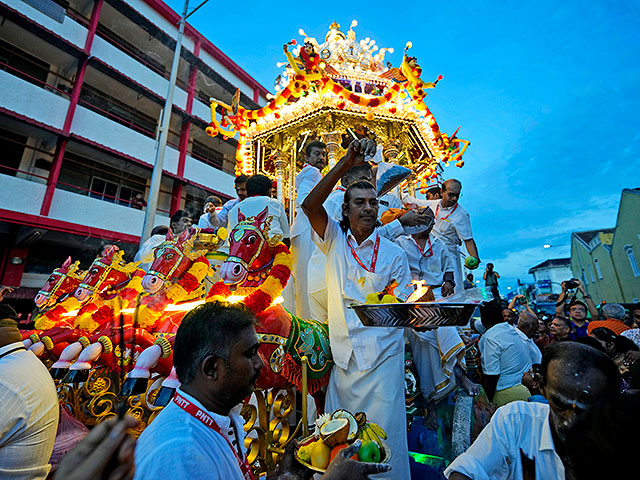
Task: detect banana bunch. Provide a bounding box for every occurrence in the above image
[357,422,387,448]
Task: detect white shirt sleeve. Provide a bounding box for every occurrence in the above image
[480,335,502,376]
[296,167,322,208]
[218,199,237,225]
[454,211,474,241]
[400,192,429,208]
[390,248,413,300]
[379,219,404,241]
[276,202,290,238]
[310,216,340,254]
[444,406,514,479]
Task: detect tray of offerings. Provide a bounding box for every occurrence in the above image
[349,302,476,329]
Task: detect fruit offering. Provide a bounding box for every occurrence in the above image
[295,409,390,472]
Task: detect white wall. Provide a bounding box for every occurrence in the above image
[48,188,170,237]
[0,175,46,216]
[183,155,235,197]
[3,0,88,49]
[192,98,211,123]
[0,70,69,130]
[199,49,255,100]
[128,0,196,54]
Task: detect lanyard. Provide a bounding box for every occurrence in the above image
[336,186,346,192]
[173,393,254,480]
[412,236,433,258]
[435,202,458,221]
[347,234,380,273]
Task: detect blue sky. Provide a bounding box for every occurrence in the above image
[167,0,640,290]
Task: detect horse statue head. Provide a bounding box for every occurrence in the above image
[141,229,207,294]
[34,257,84,309]
[74,246,140,302]
[220,207,281,288]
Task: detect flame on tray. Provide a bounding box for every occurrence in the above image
[406,280,430,303]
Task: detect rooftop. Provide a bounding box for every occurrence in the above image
[528,258,571,274]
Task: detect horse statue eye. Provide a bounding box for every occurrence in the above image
[91,268,99,275]
[166,253,174,260]
[48,276,56,283]
[246,235,257,245]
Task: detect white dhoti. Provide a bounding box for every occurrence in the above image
[291,228,315,319]
[326,354,410,480]
[307,246,328,322]
[407,327,466,403]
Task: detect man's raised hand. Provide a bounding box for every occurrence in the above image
[322,440,391,480]
[345,138,377,168]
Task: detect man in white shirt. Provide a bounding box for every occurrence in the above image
[516,313,542,365]
[403,179,480,292]
[135,301,391,480]
[445,342,621,480]
[307,164,427,322]
[228,174,290,247]
[291,140,326,318]
[217,175,248,226]
[302,139,414,479]
[478,303,535,406]
[0,306,59,480]
[197,195,224,230]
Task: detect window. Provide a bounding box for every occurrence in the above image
[588,265,596,282]
[626,246,640,277]
[582,268,588,285]
[0,128,27,177]
[594,258,603,279]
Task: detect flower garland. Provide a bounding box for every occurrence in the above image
[136,256,211,330]
[206,243,292,315]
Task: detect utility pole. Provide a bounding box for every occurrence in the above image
[140,0,190,245]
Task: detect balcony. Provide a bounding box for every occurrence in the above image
[0,68,69,130]
[48,187,170,237]
[2,0,88,49]
[0,174,47,216]
[183,154,235,197]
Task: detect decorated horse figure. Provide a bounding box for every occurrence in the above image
[22,257,85,348]
[64,229,214,388]
[30,246,143,370]
[208,207,333,396]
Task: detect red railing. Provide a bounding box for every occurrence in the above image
[0,61,72,99]
[0,164,49,180]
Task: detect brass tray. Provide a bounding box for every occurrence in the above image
[349,302,476,329]
[294,434,391,473]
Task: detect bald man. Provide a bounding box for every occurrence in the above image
[403,179,480,293]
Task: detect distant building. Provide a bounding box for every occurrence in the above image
[528,258,572,302]
[569,189,640,304]
[0,0,268,310]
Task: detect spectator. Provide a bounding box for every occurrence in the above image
[197,195,223,230]
[425,185,442,200]
[1,305,59,479]
[478,302,535,405]
[507,294,535,317]
[170,210,193,235]
[134,225,170,272]
[445,342,621,480]
[483,263,500,300]
[463,273,474,290]
[536,316,572,351]
[589,327,640,388]
[515,313,542,365]
[130,192,147,210]
[588,303,631,335]
[520,363,546,403]
[555,279,599,337]
[620,304,640,348]
[502,308,517,325]
[217,175,248,226]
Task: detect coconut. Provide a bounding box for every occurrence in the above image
[331,409,359,441]
[320,418,350,447]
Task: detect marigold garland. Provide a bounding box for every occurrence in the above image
[34,296,82,330]
[206,243,292,315]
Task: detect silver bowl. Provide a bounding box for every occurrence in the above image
[349,302,477,330]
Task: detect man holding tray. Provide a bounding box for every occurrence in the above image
[302,138,413,479]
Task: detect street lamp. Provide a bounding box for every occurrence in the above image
[140,0,210,245]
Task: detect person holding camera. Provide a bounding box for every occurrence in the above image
[483,263,500,301]
[555,278,599,338]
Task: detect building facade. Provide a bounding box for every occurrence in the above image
[528,258,572,303]
[569,188,640,305]
[0,0,268,310]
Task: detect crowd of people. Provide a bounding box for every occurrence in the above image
[1,137,639,480]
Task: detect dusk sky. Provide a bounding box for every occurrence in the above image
[167,0,640,290]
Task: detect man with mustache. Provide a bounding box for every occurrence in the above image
[302,138,414,479]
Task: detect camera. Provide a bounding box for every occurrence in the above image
[565,279,579,289]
